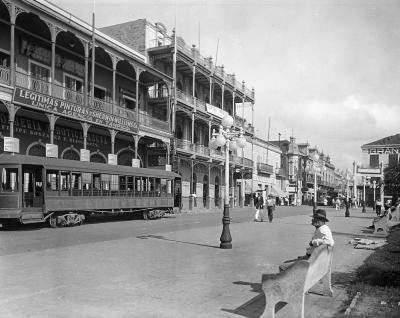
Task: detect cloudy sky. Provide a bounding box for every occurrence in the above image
[51,0,400,170]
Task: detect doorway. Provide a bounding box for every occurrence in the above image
[22,165,43,209]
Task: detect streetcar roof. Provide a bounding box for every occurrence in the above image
[0,153,181,179]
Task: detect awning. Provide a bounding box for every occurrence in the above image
[270,185,288,198]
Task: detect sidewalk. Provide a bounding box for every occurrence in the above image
[0,207,381,318]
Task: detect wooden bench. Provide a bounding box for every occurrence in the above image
[260,245,333,318]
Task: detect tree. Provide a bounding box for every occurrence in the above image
[384,164,400,203]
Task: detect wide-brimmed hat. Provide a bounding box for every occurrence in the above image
[310,209,329,222]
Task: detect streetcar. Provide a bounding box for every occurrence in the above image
[0,153,180,228]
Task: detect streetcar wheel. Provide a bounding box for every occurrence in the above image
[49,216,57,228]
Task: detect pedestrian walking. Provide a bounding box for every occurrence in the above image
[254,191,264,222]
[266,195,276,222]
[335,197,341,210]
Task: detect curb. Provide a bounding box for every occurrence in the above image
[344,291,361,316]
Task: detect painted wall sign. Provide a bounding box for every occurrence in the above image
[108,154,117,165]
[80,149,90,162]
[182,181,190,197]
[132,159,140,167]
[3,137,19,153]
[13,88,138,133]
[46,143,58,158]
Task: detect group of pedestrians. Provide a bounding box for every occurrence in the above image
[253,192,276,223]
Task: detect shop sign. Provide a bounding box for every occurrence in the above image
[196,183,203,197]
[182,181,190,197]
[45,143,58,158]
[132,159,140,167]
[13,88,138,133]
[209,184,215,198]
[80,149,90,162]
[286,186,297,193]
[108,154,117,165]
[3,137,19,153]
[368,147,400,154]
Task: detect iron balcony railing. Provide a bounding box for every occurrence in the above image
[0,66,10,86]
[257,162,274,174]
[276,168,287,178]
[14,72,169,133]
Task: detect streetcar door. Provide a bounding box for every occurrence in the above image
[174,178,181,208]
[22,165,43,209]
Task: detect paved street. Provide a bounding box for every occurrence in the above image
[0,206,380,317]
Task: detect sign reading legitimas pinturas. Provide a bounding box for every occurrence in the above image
[13,88,138,133]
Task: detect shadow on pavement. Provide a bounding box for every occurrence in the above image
[136,234,220,249]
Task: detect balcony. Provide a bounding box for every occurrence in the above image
[257,162,274,174]
[276,168,287,178]
[14,72,169,133]
[0,66,10,86]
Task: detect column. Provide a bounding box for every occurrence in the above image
[166,142,171,165]
[189,160,194,210]
[209,78,213,104]
[191,113,195,144]
[81,122,90,149]
[47,114,59,144]
[192,64,196,98]
[9,4,16,86]
[50,25,56,88]
[134,135,139,159]
[135,68,142,127]
[5,103,19,138]
[250,101,254,207]
[231,92,235,117]
[221,85,224,110]
[230,167,234,207]
[206,164,211,209]
[112,55,117,115]
[109,129,116,154]
[84,41,89,107]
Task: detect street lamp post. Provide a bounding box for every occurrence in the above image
[209,114,246,249]
[372,180,376,211]
[345,170,351,217]
[362,176,366,213]
[307,153,325,213]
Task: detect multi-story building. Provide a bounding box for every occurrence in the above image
[356,134,399,205]
[101,19,255,212]
[272,138,337,205]
[0,2,174,184]
[250,136,286,204]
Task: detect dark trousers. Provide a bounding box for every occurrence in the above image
[267,206,274,222]
[376,205,381,216]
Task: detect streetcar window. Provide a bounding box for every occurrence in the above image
[93,174,101,195]
[127,176,134,191]
[101,174,110,191]
[160,179,167,197]
[60,171,71,191]
[155,178,161,197]
[46,170,58,190]
[167,180,172,195]
[82,173,92,190]
[71,173,82,195]
[1,168,18,192]
[119,176,126,191]
[111,175,119,191]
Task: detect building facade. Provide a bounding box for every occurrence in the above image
[102,18,255,212]
[249,136,286,204]
[0,1,178,198]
